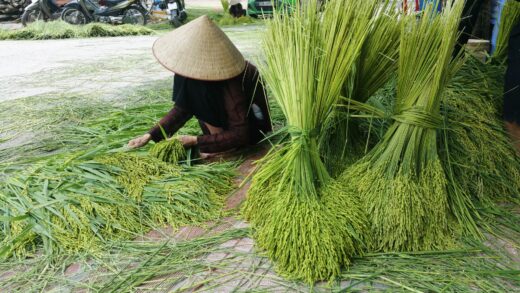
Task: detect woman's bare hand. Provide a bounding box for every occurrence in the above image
[128,133,152,149]
[178,135,197,147]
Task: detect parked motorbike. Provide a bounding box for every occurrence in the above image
[159,0,186,27]
[21,0,69,26]
[61,0,148,25]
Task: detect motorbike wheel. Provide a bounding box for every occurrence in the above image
[170,17,182,28]
[21,9,42,27]
[61,7,88,25]
[179,10,187,21]
[122,8,147,25]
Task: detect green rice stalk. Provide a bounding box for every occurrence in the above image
[493,0,520,62]
[338,1,465,252]
[243,0,375,282]
[149,138,187,164]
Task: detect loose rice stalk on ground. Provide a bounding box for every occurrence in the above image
[243,0,375,282]
[337,1,465,252]
[0,151,235,259]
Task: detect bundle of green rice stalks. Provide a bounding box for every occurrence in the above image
[243,0,375,282]
[0,153,234,259]
[320,1,401,175]
[493,0,520,62]
[337,0,465,252]
[149,138,187,164]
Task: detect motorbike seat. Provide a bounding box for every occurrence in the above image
[104,0,126,7]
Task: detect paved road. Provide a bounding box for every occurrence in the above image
[0,24,262,102]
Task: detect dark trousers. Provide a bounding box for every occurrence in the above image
[454,0,485,55]
[504,23,520,124]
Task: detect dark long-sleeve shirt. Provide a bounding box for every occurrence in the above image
[148,62,272,153]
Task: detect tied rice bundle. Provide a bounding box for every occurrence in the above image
[338,1,465,252]
[243,0,375,282]
[493,0,520,62]
[149,138,187,164]
[321,2,402,175]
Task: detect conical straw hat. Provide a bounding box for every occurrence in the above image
[153,15,245,81]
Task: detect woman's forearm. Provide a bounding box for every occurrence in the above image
[148,106,193,142]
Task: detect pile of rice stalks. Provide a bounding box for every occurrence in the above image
[441,56,520,204]
[0,152,234,259]
[243,0,376,282]
[0,21,154,40]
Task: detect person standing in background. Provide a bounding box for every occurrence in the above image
[503,1,520,153]
[491,0,506,53]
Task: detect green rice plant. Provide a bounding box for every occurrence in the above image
[493,0,520,62]
[149,138,187,164]
[337,0,466,252]
[96,153,181,201]
[243,0,376,282]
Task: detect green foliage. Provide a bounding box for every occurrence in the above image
[0,21,154,40]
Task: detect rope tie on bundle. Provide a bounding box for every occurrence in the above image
[392,107,444,129]
[287,125,322,140]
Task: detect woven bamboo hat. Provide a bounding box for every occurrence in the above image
[152,15,245,81]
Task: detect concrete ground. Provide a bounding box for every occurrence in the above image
[0,25,263,102]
